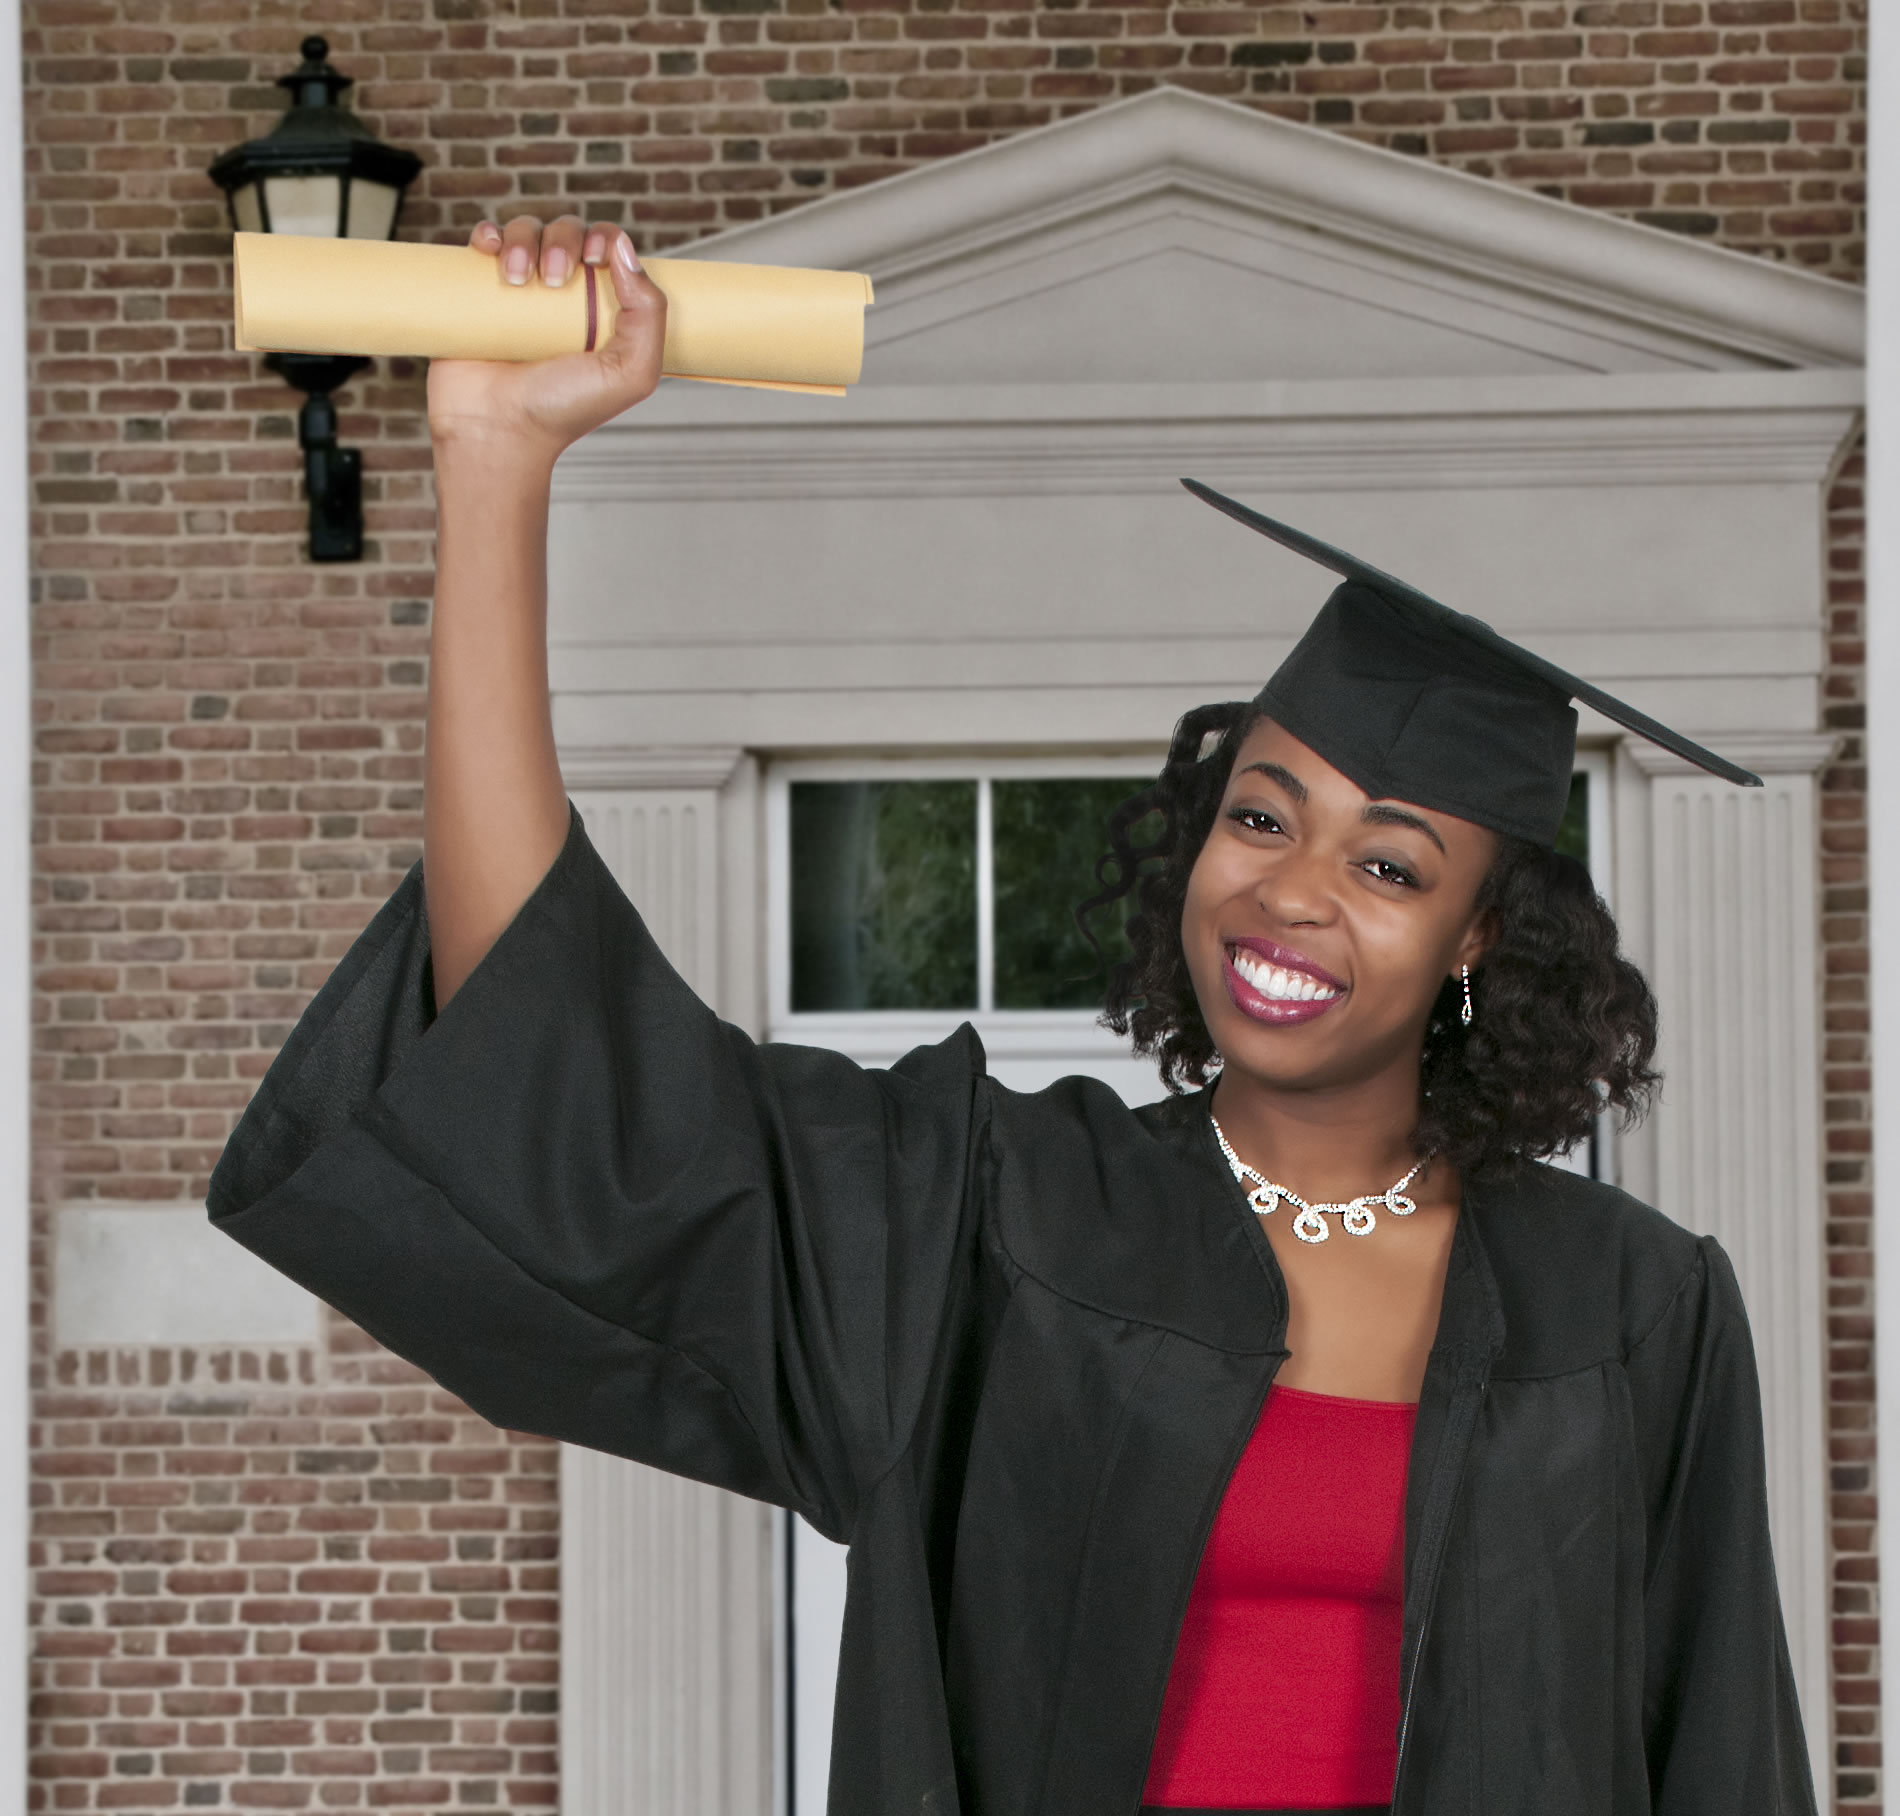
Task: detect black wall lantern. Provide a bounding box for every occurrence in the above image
[208,37,422,561]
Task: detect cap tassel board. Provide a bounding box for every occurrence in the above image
[1181,478,1762,792]
[233,232,874,395]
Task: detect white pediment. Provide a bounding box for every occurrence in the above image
[661,86,1861,384]
[550,83,1863,755]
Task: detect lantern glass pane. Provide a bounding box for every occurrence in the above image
[231,183,264,235]
[261,173,343,237]
[344,179,401,241]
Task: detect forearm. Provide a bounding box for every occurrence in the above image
[424,438,571,1006]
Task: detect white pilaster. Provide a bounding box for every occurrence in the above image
[558,1445,774,1816]
[557,745,777,1816]
[1623,732,1836,1786]
[568,745,748,1000]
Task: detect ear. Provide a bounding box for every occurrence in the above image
[1448,829,1503,980]
[1452,905,1497,978]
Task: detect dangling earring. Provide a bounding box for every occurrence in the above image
[1205,1052,1225,1078]
[1460,964,1474,1028]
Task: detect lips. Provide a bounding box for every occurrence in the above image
[1222,937,1346,1027]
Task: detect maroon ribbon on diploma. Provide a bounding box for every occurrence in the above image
[584,264,598,352]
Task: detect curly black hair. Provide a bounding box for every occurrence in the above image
[1080,703,1660,1177]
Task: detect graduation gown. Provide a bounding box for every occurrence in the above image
[208,810,1817,1816]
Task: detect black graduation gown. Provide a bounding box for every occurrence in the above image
[208,810,1818,1816]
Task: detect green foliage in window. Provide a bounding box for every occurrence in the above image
[993,777,1158,1011]
[790,780,978,1011]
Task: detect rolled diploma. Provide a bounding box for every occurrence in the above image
[232,232,874,395]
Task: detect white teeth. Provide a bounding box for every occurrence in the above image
[1230,949,1338,1002]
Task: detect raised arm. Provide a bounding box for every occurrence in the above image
[423,215,668,1003]
[211,219,992,1535]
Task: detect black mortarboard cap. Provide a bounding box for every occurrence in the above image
[1181,478,1762,848]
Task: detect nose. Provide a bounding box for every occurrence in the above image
[1254,839,1336,929]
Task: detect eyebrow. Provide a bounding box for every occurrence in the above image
[1363,802,1446,853]
[1241,761,1307,803]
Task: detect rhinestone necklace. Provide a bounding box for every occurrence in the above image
[1211,1115,1426,1245]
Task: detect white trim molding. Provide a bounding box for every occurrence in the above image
[1621,731,1840,779]
[556,372,1863,506]
[561,744,746,791]
[1619,731,1835,1790]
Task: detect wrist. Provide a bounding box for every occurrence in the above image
[431,420,562,494]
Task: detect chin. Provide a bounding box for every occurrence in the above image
[1212,1024,1343,1088]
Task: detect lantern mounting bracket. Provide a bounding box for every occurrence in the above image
[265,353,369,564]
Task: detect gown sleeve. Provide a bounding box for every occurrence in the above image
[1623,1235,1818,1815]
[206,808,987,1542]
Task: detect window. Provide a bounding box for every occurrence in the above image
[786,772,1148,1015]
[767,757,1163,1099]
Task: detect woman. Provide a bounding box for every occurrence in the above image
[209,217,1816,1816]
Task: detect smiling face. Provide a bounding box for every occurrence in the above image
[1182,717,1499,1098]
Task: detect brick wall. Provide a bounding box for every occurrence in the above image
[34,1332,557,1813]
[1824,435,1874,1807]
[21,0,1868,1810]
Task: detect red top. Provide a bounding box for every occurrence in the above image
[1142,1384,1419,1810]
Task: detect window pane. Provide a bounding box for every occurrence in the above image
[993,777,1156,1011]
[1555,770,1589,867]
[791,781,977,1011]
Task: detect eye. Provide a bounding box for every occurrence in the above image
[1361,857,1420,889]
[1227,805,1286,838]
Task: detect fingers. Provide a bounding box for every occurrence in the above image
[537,215,587,289]
[497,214,543,287]
[455,214,664,408]
[468,215,618,290]
[600,229,667,398]
[581,221,619,269]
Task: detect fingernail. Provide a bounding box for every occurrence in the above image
[504,247,530,285]
[614,233,639,274]
[545,248,569,288]
[583,234,606,266]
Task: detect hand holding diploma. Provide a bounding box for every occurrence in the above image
[422,217,673,468]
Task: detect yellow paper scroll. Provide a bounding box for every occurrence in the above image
[231,232,874,395]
